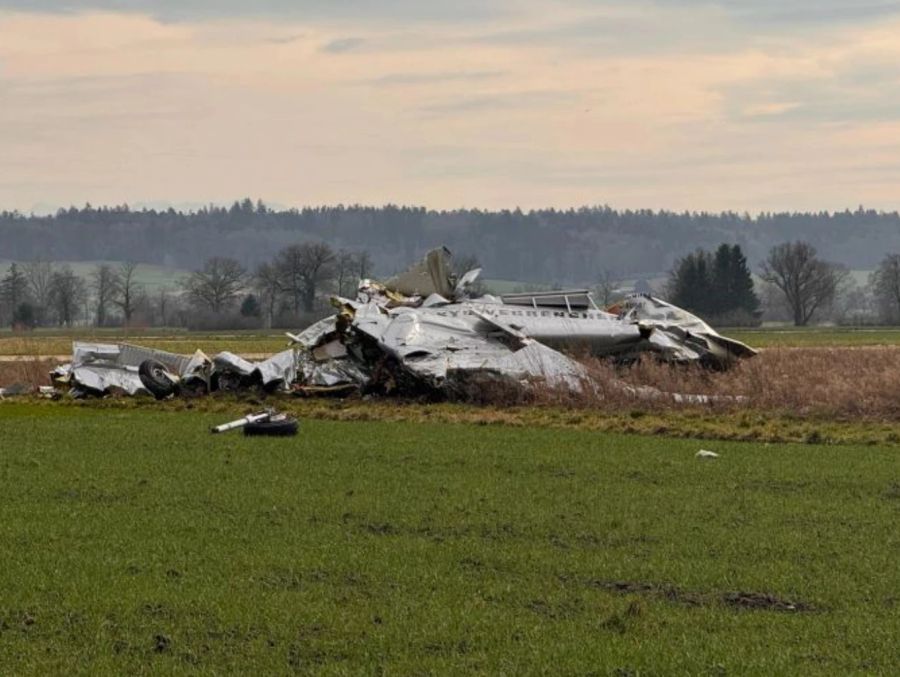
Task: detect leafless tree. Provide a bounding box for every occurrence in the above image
[254,261,282,329]
[870,253,900,323]
[91,263,121,327]
[180,257,247,313]
[594,269,620,307]
[156,287,175,327]
[356,251,373,281]
[335,250,355,298]
[274,242,335,313]
[48,266,87,327]
[113,261,144,325]
[760,241,848,326]
[23,259,54,325]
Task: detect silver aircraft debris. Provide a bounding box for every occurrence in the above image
[52,247,756,399]
[211,409,298,436]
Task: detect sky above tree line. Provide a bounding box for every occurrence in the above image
[2,0,899,213]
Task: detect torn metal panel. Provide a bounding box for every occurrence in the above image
[383,246,455,299]
[616,294,758,366]
[65,342,198,396]
[347,299,588,392]
[58,341,297,397]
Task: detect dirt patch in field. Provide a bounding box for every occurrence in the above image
[577,578,816,613]
[723,591,814,612]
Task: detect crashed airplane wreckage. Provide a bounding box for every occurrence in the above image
[51,248,756,399]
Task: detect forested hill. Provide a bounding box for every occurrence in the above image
[1,202,897,283]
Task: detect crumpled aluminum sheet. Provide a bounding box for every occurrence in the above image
[618,294,758,365]
[350,301,588,391]
[63,342,200,396]
[58,341,298,397]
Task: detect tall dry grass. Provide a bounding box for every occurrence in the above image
[532,347,900,421]
[4,341,900,423]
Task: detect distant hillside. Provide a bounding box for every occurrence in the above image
[1,202,897,284]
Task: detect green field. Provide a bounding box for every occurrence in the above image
[0,261,188,294]
[1,403,897,674]
[724,326,900,347]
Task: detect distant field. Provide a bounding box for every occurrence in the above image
[0,329,290,357]
[0,261,188,293]
[4,324,900,357]
[723,326,900,347]
[0,403,897,674]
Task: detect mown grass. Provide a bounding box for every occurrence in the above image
[0,403,898,674]
[724,326,900,347]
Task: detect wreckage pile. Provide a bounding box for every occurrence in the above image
[50,248,756,400]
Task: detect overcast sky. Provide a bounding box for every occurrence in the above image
[2,0,899,213]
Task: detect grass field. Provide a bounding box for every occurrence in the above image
[1,403,897,674]
[725,326,900,347]
[0,261,188,294]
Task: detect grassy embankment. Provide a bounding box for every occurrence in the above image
[0,404,897,674]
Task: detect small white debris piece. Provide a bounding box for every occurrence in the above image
[696,449,719,459]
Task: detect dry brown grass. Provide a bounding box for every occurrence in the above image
[0,358,57,390]
[5,345,900,425]
[540,347,900,422]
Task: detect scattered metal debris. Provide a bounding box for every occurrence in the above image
[0,383,30,398]
[49,247,756,400]
[211,409,299,436]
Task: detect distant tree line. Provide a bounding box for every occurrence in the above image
[6,240,900,328]
[0,242,372,330]
[4,201,900,285]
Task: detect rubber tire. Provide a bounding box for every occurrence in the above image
[243,416,299,437]
[138,359,177,400]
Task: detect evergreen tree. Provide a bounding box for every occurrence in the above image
[1,263,29,327]
[669,244,759,320]
[727,244,760,315]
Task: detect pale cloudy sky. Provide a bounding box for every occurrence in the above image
[2,0,900,213]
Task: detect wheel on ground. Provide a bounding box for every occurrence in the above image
[138,359,177,400]
[243,414,299,437]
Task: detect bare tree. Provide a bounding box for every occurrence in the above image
[335,250,354,298]
[870,253,900,323]
[274,242,335,313]
[48,266,87,327]
[254,261,282,329]
[91,263,121,327]
[180,257,247,313]
[23,259,54,326]
[156,287,175,327]
[114,261,144,325]
[594,269,620,307]
[356,251,373,281]
[760,241,848,326]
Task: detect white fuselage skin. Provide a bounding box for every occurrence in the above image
[419,301,645,355]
